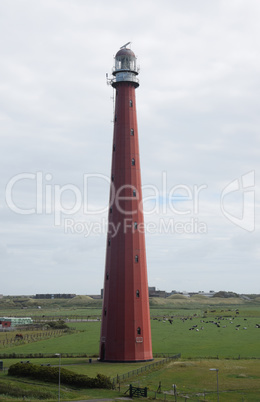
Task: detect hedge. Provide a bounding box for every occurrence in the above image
[8,362,113,389]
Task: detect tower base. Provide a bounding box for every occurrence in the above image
[100,358,154,363]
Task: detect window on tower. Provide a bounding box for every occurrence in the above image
[135,255,139,263]
[113,144,116,151]
[134,222,138,230]
[136,290,140,298]
[108,239,111,246]
[130,128,134,136]
[110,207,112,213]
[129,100,133,107]
[133,189,136,197]
[131,158,135,166]
[112,174,114,182]
[137,327,141,335]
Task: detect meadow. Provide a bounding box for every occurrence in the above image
[1,306,260,359]
[0,296,260,400]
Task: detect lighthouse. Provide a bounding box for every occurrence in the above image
[99,44,153,362]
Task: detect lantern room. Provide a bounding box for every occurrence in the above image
[111,44,139,88]
[113,48,138,74]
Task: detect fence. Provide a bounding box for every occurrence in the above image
[112,353,181,385]
[0,352,98,359]
[129,384,148,397]
[32,316,101,321]
[0,329,68,349]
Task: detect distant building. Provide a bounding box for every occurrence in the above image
[149,289,167,298]
[197,290,216,297]
[0,317,33,328]
[0,319,11,328]
[148,287,173,298]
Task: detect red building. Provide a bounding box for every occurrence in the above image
[0,319,11,328]
[99,44,153,362]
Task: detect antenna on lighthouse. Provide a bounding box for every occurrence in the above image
[120,41,131,49]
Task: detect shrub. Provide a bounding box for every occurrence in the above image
[46,320,69,329]
[8,362,113,389]
[213,291,239,298]
[95,373,114,389]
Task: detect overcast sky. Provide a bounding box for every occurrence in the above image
[1,0,260,296]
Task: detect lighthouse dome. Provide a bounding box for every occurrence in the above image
[114,47,137,74]
[115,48,136,58]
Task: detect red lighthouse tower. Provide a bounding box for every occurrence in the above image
[99,44,153,362]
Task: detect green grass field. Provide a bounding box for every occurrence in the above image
[1,310,260,359]
[0,372,123,401]
[1,298,260,400]
[1,358,260,401]
[126,358,260,401]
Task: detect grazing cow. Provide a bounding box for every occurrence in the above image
[15,334,23,340]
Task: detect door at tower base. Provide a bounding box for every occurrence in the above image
[99,45,153,362]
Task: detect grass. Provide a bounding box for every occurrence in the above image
[1,357,158,378]
[0,322,101,356]
[2,358,260,401]
[151,313,260,358]
[0,307,102,319]
[0,375,56,400]
[0,329,68,346]
[2,312,259,359]
[122,359,260,401]
[0,371,122,401]
[1,299,260,400]
[0,295,102,309]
